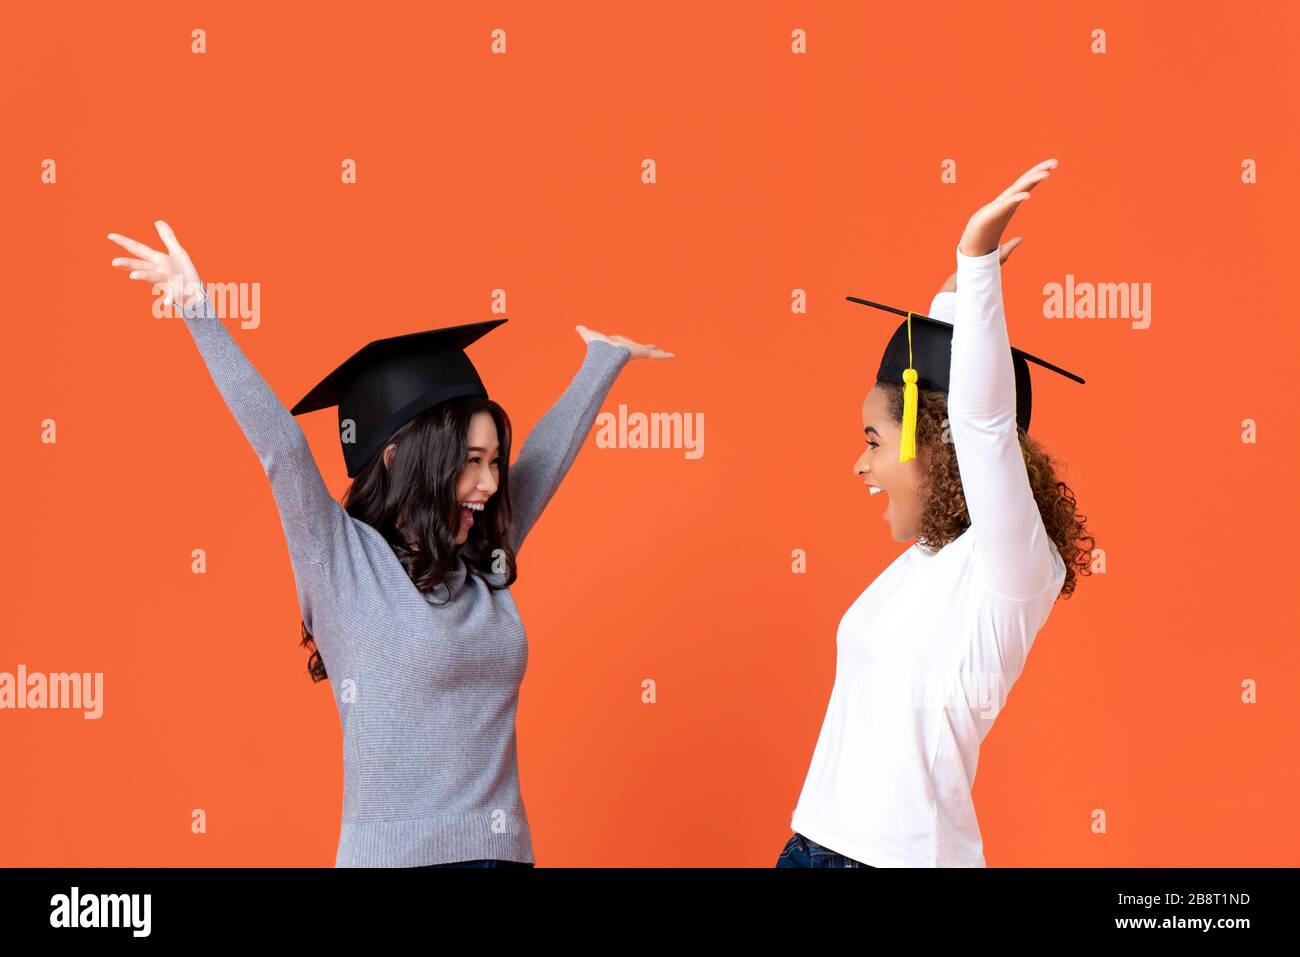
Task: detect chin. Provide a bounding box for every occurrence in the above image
[884,520,913,543]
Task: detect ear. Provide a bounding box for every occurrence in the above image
[382,443,396,471]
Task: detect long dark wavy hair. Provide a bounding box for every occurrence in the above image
[300,395,518,682]
[877,380,1096,599]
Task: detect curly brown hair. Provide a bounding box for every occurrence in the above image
[877,381,1096,599]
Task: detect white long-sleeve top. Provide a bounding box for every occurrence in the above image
[789,245,1066,867]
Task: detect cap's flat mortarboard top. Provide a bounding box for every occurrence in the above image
[845,295,1084,458]
[290,318,507,477]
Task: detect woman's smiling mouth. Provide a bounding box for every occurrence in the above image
[458,500,487,527]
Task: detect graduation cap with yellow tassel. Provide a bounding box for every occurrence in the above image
[845,296,1085,462]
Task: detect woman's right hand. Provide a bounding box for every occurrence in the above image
[108,220,203,311]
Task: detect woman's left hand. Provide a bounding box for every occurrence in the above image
[959,158,1057,257]
[576,326,675,360]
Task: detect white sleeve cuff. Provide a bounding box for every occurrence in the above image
[955,243,1001,270]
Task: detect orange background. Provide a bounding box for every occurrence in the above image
[2,1,1298,866]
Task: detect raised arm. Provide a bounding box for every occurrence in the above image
[178,282,348,570]
[946,159,1063,601]
[947,246,1058,600]
[109,224,347,580]
[507,339,632,554]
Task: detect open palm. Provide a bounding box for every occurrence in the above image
[959,159,1057,258]
[576,325,674,360]
[107,220,203,310]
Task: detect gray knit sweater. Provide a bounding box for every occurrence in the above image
[180,284,630,866]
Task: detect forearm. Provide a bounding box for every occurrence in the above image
[507,339,631,552]
[180,284,342,566]
[947,246,1055,599]
[181,286,310,461]
[949,247,1016,424]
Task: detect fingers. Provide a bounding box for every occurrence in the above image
[961,161,1056,257]
[576,325,674,358]
[980,191,1031,229]
[107,233,166,263]
[997,175,1045,203]
[998,158,1057,201]
[108,231,187,300]
[110,257,156,272]
[1012,158,1058,187]
[154,220,199,277]
[624,340,675,358]
[153,220,185,258]
[127,270,170,284]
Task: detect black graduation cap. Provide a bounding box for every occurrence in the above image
[845,295,1083,461]
[289,318,507,477]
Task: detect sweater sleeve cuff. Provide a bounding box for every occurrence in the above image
[585,338,632,369]
[181,281,216,320]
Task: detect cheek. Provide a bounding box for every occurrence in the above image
[900,462,927,502]
[876,452,919,499]
[873,452,899,486]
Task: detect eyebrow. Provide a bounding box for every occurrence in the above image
[864,426,880,437]
[467,446,500,454]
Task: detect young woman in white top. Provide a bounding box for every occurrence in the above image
[779,158,1096,868]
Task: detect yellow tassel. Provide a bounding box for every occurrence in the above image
[900,368,918,462]
[899,310,918,462]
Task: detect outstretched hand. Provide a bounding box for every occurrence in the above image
[576,326,674,360]
[108,220,203,309]
[958,158,1057,258]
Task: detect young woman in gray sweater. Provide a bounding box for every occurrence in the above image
[108,221,672,867]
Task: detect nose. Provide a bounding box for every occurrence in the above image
[476,461,499,497]
[853,447,871,479]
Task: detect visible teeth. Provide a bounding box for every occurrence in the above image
[868,486,884,496]
[460,502,484,511]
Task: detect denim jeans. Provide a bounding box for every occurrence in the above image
[417,859,535,868]
[775,832,875,868]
